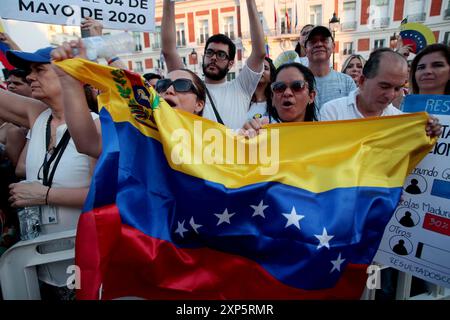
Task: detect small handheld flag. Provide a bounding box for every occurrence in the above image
[0,19,14,71]
[274,50,298,68]
[400,22,436,54]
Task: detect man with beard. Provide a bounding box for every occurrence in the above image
[161,0,265,129]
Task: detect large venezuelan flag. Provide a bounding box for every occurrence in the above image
[57,59,435,300]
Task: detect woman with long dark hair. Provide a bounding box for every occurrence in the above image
[247,57,276,120]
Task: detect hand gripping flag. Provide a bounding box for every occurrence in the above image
[56,59,436,300]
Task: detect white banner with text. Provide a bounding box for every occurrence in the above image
[0,0,155,32]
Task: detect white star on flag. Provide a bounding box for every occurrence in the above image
[250,200,268,218]
[214,208,236,226]
[175,220,188,238]
[314,228,334,249]
[282,206,305,229]
[189,216,202,234]
[330,253,346,273]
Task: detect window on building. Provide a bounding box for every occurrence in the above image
[374,39,386,49]
[343,42,353,55]
[309,5,322,25]
[135,61,143,73]
[342,1,357,30]
[151,26,162,50]
[176,23,186,47]
[182,56,187,66]
[446,0,450,18]
[406,0,426,22]
[369,0,390,28]
[258,11,264,26]
[133,32,142,51]
[157,59,164,70]
[227,72,236,82]
[198,19,209,44]
[280,8,292,34]
[223,17,235,40]
[444,31,450,46]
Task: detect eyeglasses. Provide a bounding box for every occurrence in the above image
[271,80,308,94]
[204,49,229,61]
[155,78,199,95]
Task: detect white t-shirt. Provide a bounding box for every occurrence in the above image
[26,108,97,287]
[202,62,264,129]
[319,89,403,121]
[247,101,268,120]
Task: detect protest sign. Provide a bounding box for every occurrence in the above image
[374,94,450,289]
[0,0,155,32]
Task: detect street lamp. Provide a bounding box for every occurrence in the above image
[329,12,340,70]
[190,48,198,72]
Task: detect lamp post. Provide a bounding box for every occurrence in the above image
[190,48,198,72]
[329,12,340,70]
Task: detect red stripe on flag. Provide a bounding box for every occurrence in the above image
[0,51,14,70]
[76,205,369,300]
[75,204,122,300]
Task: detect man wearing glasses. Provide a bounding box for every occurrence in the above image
[161,0,265,129]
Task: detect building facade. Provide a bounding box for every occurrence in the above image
[45,0,450,76]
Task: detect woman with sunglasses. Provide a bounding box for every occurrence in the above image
[241,62,317,137]
[51,40,206,159]
[341,54,366,86]
[154,70,206,116]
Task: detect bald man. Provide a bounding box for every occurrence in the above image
[319,48,407,120]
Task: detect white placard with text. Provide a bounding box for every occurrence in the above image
[374,94,450,289]
[0,0,155,32]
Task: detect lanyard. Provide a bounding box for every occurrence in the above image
[205,87,224,125]
[41,114,71,187]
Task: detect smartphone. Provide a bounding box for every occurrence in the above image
[80,26,90,38]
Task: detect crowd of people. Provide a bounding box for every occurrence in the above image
[0,0,448,300]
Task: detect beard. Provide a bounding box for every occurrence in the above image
[202,62,229,81]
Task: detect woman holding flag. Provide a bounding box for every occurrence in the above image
[0,45,96,299]
[241,62,318,137]
[50,40,207,159]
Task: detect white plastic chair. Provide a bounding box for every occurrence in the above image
[0,229,76,300]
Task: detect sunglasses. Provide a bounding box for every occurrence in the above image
[271,80,308,94]
[155,78,199,95]
[205,49,229,61]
